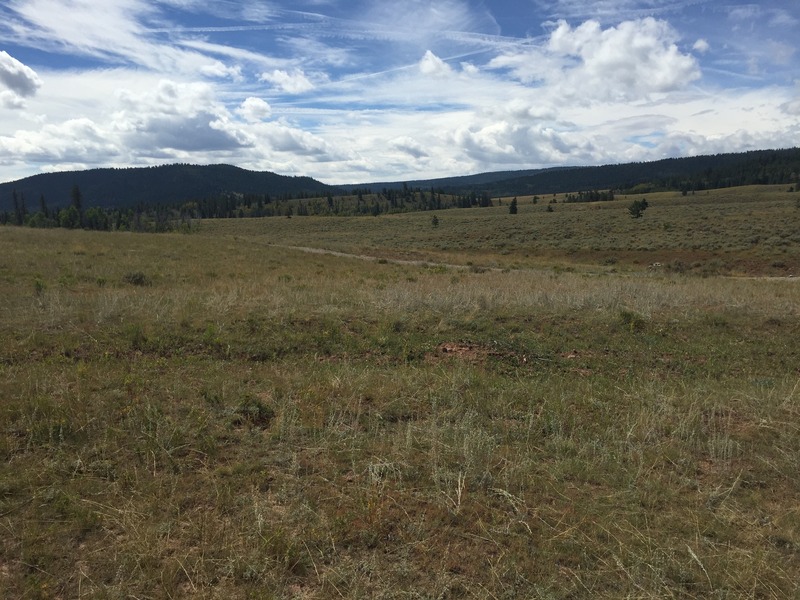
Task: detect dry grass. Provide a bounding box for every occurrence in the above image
[1,188,799,598]
[202,184,800,275]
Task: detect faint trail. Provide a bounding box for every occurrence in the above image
[272,244,800,280]
[270,244,480,270]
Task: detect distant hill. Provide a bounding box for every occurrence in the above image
[358,148,800,196]
[468,149,800,197]
[0,163,337,211]
[2,148,799,213]
[345,167,571,192]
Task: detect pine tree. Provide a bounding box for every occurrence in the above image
[71,184,84,227]
[71,184,82,212]
[12,190,22,225]
[628,198,649,218]
[39,194,48,219]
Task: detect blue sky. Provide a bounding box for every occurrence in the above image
[0,0,797,184]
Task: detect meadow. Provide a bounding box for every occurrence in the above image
[1,186,799,598]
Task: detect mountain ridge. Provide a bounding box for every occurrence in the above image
[2,148,799,212]
[0,163,336,211]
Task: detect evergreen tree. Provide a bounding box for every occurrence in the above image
[509,197,518,214]
[38,194,48,219]
[12,190,23,225]
[71,184,82,212]
[628,198,649,218]
[71,184,83,227]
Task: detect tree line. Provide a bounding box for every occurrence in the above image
[0,182,499,231]
[0,185,192,232]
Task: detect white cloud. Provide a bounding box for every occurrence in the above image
[728,5,760,22]
[0,117,119,165]
[765,40,795,66]
[489,17,701,104]
[259,69,315,93]
[123,112,251,152]
[5,0,250,78]
[461,62,479,76]
[115,80,217,118]
[200,61,244,81]
[237,97,272,122]
[1,90,26,109]
[768,8,798,28]
[391,136,429,159]
[361,0,499,45]
[8,0,153,62]
[419,51,452,77]
[693,39,709,53]
[783,83,800,116]
[548,18,700,101]
[262,121,335,157]
[113,80,253,154]
[0,51,42,105]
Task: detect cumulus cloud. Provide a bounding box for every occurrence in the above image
[114,80,252,154]
[237,97,272,122]
[419,51,452,77]
[693,39,709,53]
[0,117,119,164]
[461,62,479,76]
[550,18,700,100]
[124,113,251,152]
[261,122,336,158]
[391,136,428,159]
[116,80,216,118]
[0,51,42,104]
[490,18,700,104]
[260,69,315,93]
[1,91,26,109]
[200,61,243,81]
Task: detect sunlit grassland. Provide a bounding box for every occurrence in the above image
[1,187,799,598]
[203,185,800,275]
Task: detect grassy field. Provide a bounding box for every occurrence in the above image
[1,186,799,598]
[203,185,800,276]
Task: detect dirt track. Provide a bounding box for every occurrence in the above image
[273,244,799,280]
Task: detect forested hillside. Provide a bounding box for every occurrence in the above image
[1,148,798,231]
[0,163,336,212]
[378,148,800,197]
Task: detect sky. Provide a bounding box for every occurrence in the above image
[0,1,798,185]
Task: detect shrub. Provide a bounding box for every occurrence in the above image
[619,309,646,331]
[123,271,151,286]
[232,396,275,429]
[628,198,649,218]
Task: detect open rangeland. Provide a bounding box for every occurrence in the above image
[1,186,799,598]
